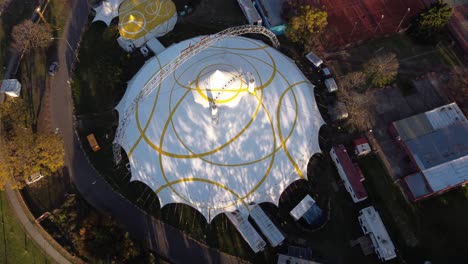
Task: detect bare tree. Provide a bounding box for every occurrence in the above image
[446,66,468,113]
[11,20,53,54]
[340,71,367,91]
[0,0,8,11]
[364,53,399,88]
[337,84,375,132]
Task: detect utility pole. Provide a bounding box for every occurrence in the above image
[349,21,358,38]
[374,14,384,34]
[51,37,79,62]
[396,8,411,32]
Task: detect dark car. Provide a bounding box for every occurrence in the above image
[48,61,58,76]
[321,67,333,79]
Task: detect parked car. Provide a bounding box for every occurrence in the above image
[324,78,338,93]
[321,67,332,79]
[305,51,323,68]
[48,61,58,76]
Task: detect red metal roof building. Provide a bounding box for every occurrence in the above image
[330,145,368,203]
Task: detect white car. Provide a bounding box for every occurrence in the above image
[305,51,323,68]
[324,78,338,93]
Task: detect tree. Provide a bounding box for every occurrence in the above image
[285,5,328,48]
[337,84,375,132]
[340,71,367,91]
[409,1,453,43]
[0,97,31,131]
[11,20,53,53]
[0,0,8,11]
[0,129,64,190]
[77,211,141,263]
[364,53,399,88]
[446,66,468,112]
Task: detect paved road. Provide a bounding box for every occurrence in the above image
[50,1,246,263]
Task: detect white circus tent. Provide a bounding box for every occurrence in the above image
[92,0,124,26]
[115,36,325,222]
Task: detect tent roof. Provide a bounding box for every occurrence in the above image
[115,36,325,222]
[118,0,176,40]
[92,0,123,26]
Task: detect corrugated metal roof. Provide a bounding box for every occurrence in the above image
[394,102,467,141]
[424,155,468,192]
[425,102,467,130]
[393,113,434,141]
[405,122,468,170]
[404,172,432,199]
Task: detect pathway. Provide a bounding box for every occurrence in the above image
[1,1,81,264]
[4,186,72,264]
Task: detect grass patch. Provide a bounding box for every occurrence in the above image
[359,154,468,263]
[358,155,419,248]
[0,191,53,264]
[332,34,463,79]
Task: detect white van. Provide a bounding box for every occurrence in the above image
[305,51,323,68]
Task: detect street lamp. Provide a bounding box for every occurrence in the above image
[35,7,47,24]
[396,8,411,32]
[51,37,79,62]
[374,14,385,34]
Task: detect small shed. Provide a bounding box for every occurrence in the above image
[290,195,324,227]
[0,79,22,97]
[324,78,338,93]
[354,137,371,156]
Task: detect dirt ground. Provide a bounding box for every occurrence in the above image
[369,73,448,178]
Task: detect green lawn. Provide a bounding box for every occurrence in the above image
[0,191,53,264]
[359,154,468,263]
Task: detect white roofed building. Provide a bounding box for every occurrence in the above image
[290,195,324,226]
[250,204,285,247]
[114,33,325,223]
[358,206,397,261]
[0,79,21,97]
